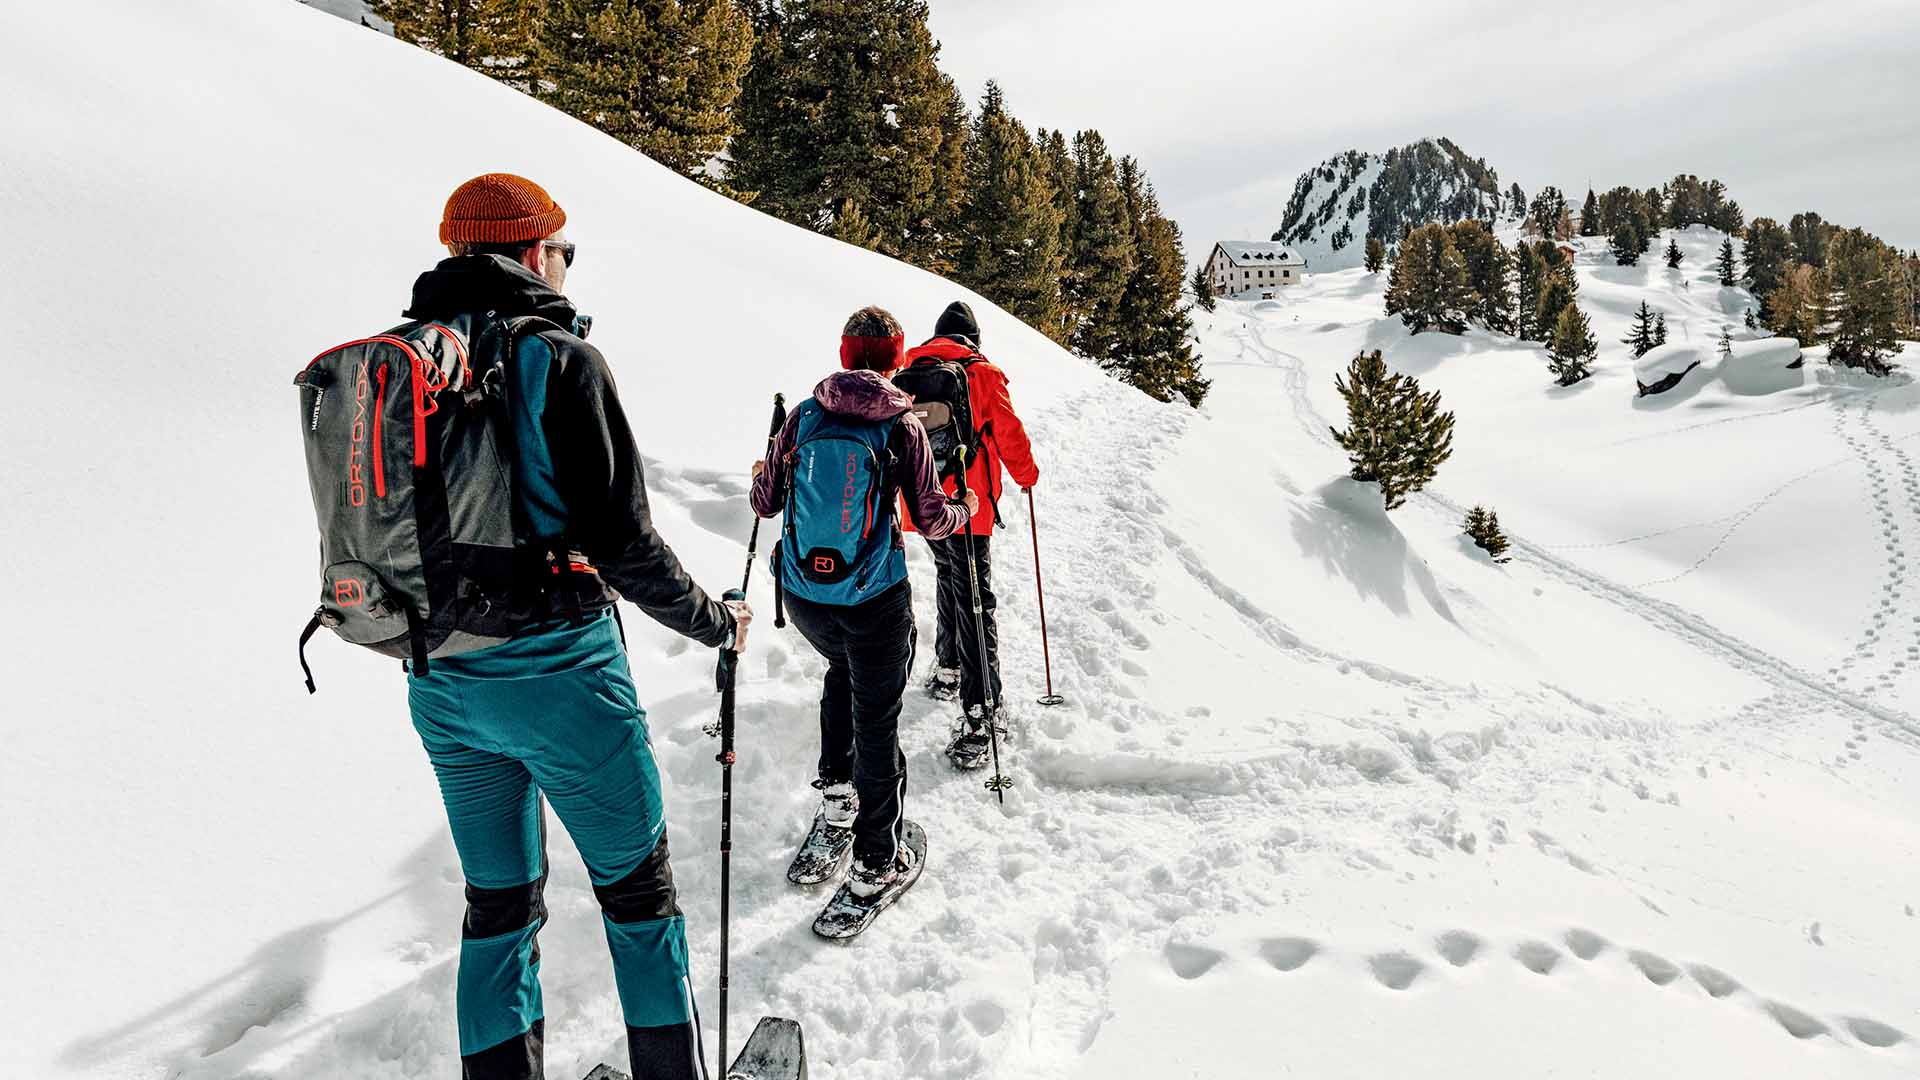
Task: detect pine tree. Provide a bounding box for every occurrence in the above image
[1744,307,1757,330]
[1513,241,1546,341]
[1190,262,1216,312]
[1110,160,1208,407]
[1535,253,1578,340]
[1789,211,1833,267]
[1718,326,1733,357]
[1610,222,1640,266]
[1716,237,1738,286]
[1065,130,1138,362]
[1547,302,1597,385]
[1329,350,1456,511]
[374,0,542,90]
[1464,505,1511,562]
[1384,223,1474,334]
[1768,264,1821,345]
[538,0,752,185]
[1507,182,1527,221]
[1665,237,1683,269]
[1364,235,1386,273]
[1527,186,1569,240]
[953,82,1064,335]
[1824,228,1904,375]
[1446,220,1513,332]
[1580,189,1600,236]
[916,77,972,275]
[1033,128,1079,345]
[1623,301,1658,357]
[729,0,952,260]
[1654,311,1668,347]
[1741,217,1793,314]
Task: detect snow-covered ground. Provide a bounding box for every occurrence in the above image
[3,2,1917,1078]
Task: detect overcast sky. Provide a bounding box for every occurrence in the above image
[925,0,1919,261]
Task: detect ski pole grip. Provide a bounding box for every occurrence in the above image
[953,445,970,499]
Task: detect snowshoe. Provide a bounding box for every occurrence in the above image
[727,1016,808,1079]
[945,708,1006,771]
[582,1067,627,1080]
[924,665,960,701]
[812,821,926,941]
[786,806,855,885]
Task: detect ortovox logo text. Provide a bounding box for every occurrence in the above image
[334,579,366,607]
[840,451,859,531]
[346,360,370,508]
[813,556,837,574]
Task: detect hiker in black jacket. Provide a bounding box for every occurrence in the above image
[402,173,745,1080]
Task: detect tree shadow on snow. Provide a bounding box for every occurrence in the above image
[1287,478,1458,625]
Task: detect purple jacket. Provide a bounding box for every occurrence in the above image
[751,370,966,541]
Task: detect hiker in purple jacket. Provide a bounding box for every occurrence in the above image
[750,307,973,896]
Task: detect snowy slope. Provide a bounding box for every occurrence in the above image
[5,3,1919,1079]
[1271,137,1511,271]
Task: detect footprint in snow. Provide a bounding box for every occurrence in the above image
[1368,952,1424,990]
[1165,942,1226,980]
[1258,937,1320,972]
[1513,940,1561,976]
[1434,930,1482,967]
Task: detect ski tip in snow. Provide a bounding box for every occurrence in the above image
[727,1015,807,1080]
[811,820,927,941]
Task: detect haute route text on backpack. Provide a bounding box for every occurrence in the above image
[775,398,905,609]
[293,314,598,691]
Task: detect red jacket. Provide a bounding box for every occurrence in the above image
[897,337,1039,535]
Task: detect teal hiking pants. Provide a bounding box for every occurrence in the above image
[408,607,699,1079]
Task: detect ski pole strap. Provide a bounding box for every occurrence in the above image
[297,609,323,695]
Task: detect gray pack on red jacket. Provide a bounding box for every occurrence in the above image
[292,314,583,690]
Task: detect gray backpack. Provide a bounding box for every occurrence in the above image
[293,314,582,690]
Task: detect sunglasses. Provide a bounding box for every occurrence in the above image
[541,240,576,268]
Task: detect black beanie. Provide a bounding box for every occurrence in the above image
[933,300,981,349]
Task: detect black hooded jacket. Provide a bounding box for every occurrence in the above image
[405,255,733,648]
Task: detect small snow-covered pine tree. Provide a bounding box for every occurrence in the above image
[1330,350,1456,511]
[1364,235,1386,273]
[1464,505,1512,562]
[1547,302,1598,386]
[1190,262,1216,312]
[1654,311,1669,346]
[1719,326,1734,357]
[1623,301,1658,357]
[1717,237,1739,286]
[1665,238,1683,269]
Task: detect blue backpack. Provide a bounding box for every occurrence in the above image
[777,398,907,607]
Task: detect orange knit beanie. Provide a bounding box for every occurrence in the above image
[439,173,567,245]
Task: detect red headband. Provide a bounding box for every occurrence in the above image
[840,334,905,373]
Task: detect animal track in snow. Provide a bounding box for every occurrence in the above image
[1627,949,1683,986]
[1563,927,1608,960]
[1513,940,1562,975]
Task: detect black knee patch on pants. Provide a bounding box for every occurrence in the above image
[627,1021,700,1080]
[462,1017,543,1080]
[463,871,549,940]
[594,835,681,923]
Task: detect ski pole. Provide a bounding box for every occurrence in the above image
[1026,487,1064,707]
[741,393,788,593]
[955,447,1011,802]
[713,644,734,1075]
[711,394,782,1074]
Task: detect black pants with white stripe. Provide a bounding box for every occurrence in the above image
[929,533,1002,712]
[783,579,914,865]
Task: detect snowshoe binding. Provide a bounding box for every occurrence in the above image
[786,782,857,885]
[945,707,1006,771]
[923,664,960,702]
[812,821,927,941]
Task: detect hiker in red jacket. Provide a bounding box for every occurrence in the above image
[896,301,1039,768]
